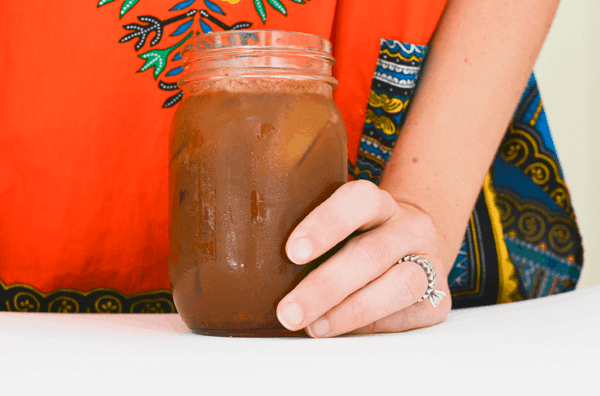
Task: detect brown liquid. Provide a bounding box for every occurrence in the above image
[169,82,347,336]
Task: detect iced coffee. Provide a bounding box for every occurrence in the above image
[169,31,347,336]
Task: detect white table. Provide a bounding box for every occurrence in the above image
[1,286,598,395]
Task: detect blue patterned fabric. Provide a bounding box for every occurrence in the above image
[354,40,428,182]
[491,75,582,299]
[350,39,583,308]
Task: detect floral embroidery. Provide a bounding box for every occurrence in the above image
[97,0,308,107]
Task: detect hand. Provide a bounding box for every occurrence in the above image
[276,180,452,338]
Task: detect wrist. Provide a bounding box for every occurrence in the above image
[391,195,469,276]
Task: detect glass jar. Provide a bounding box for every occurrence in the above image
[169,30,347,337]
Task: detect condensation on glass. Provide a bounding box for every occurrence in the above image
[169,30,348,337]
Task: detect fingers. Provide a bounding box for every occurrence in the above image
[304,259,430,338]
[348,280,452,336]
[277,207,437,332]
[285,180,397,264]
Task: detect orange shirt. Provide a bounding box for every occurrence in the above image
[0,0,446,296]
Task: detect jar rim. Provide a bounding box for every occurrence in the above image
[182,29,334,61]
[179,30,338,90]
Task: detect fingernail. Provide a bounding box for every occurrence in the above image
[308,317,330,338]
[278,302,304,329]
[288,237,313,263]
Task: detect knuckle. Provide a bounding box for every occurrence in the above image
[348,180,382,209]
[349,234,390,271]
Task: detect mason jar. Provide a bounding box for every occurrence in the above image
[169,30,347,337]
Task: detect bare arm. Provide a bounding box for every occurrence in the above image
[382,0,561,270]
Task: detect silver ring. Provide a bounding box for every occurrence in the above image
[400,255,446,308]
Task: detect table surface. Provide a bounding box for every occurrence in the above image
[1,286,598,395]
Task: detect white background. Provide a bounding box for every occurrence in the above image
[534,0,599,289]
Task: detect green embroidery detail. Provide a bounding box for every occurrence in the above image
[253,0,308,24]
[97,0,305,107]
[120,0,141,19]
[97,0,116,7]
[253,0,267,24]
[137,31,193,79]
[267,0,287,16]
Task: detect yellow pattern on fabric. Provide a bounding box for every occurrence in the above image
[501,138,530,167]
[12,292,41,312]
[354,167,376,179]
[500,125,573,219]
[529,101,543,127]
[132,298,173,313]
[360,134,395,151]
[95,296,123,313]
[496,192,577,258]
[0,278,175,313]
[356,148,386,167]
[365,109,396,135]
[482,173,522,304]
[380,49,421,63]
[48,296,80,313]
[368,91,408,113]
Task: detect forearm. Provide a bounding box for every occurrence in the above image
[380,0,561,271]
